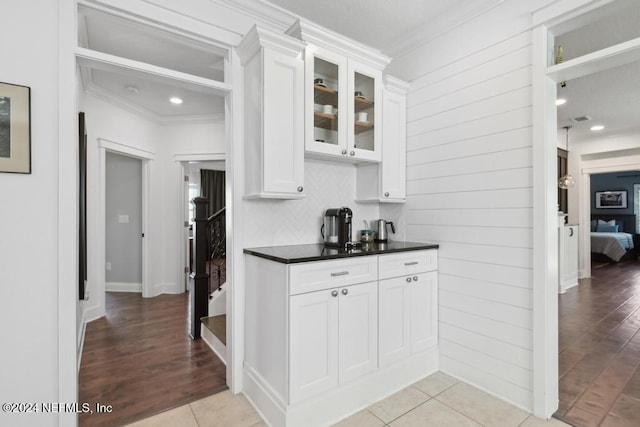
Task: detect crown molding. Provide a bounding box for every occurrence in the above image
[383,75,411,94]
[286,19,390,70]
[81,74,224,125]
[383,0,506,58]
[236,24,306,65]
[213,0,297,33]
[160,113,225,125]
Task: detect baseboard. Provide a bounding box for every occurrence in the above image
[84,300,103,323]
[209,286,227,316]
[77,309,87,372]
[106,281,142,292]
[244,348,438,427]
[201,320,227,365]
[150,282,181,296]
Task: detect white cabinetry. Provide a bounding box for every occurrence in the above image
[378,251,438,367]
[289,281,377,403]
[237,26,306,199]
[244,248,439,427]
[355,76,409,203]
[288,20,387,163]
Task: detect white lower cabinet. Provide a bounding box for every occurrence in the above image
[244,249,438,427]
[379,270,438,367]
[289,281,377,403]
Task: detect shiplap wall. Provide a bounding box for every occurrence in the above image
[404,29,534,409]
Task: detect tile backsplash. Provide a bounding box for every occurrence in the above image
[243,159,381,248]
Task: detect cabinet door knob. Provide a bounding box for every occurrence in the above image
[413,276,418,282]
[406,277,412,283]
[384,192,390,197]
[341,149,347,155]
[331,290,339,297]
[349,150,355,156]
[341,288,348,295]
[297,186,303,192]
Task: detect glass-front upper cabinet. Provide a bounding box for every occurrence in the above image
[349,61,382,162]
[304,46,381,162]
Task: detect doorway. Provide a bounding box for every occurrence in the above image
[535,1,640,423]
[105,151,143,292]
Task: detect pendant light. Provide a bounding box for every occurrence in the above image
[558,125,575,189]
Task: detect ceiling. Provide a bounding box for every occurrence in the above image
[78,6,227,123]
[553,0,640,143]
[78,1,640,138]
[263,0,502,56]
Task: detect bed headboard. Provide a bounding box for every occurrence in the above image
[591,214,637,233]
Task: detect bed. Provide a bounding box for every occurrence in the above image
[590,214,637,262]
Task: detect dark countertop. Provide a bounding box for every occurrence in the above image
[244,241,439,264]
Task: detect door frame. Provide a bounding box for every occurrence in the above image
[58,3,241,425]
[176,153,226,291]
[532,0,640,418]
[99,139,153,300]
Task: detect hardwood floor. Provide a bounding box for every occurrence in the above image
[556,259,640,426]
[79,292,226,427]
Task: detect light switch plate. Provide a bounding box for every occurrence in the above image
[118,215,129,224]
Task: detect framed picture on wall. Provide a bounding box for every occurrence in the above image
[0,82,31,174]
[595,190,627,209]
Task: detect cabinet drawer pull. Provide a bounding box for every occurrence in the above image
[331,290,339,297]
[413,276,418,282]
[406,277,412,283]
[404,261,419,266]
[330,271,349,277]
[341,288,348,295]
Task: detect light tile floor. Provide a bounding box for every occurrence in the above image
[126,372,570,427]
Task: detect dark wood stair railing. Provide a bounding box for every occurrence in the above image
[206,206,226,295]
[190,197,226,339]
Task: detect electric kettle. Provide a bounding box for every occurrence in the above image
[375,219,395,242]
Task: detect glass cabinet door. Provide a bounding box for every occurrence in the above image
[313,58,340,147]
[306,48,347,157]
[348,61,382,162]
[353,72,375,154]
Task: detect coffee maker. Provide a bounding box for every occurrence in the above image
[321,207,353,247]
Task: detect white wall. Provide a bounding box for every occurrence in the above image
[0,2,61,426]
[389,0,539,411]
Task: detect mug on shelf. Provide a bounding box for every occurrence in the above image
[323,104,335,114]
[356,112,368,122]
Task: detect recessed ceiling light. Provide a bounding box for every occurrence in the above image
[590,125,605,131]
[556,98,566,106]
[170,97,183,105]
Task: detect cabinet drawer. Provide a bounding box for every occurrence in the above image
[289,257,378,295]
[378,250,437,280]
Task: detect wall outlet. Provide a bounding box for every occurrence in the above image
[106,262,112,271]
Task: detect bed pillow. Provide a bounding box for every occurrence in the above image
[598,219,616,227]
[591,220,597,232]
[598,224,619,233]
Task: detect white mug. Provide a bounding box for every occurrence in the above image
[357,112,368,122]
[323,104,334,114]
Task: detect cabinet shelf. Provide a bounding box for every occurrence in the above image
[314,84,338,106]
[314,111,337,130]
[355,121,374,134]
[355,96,374,112]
